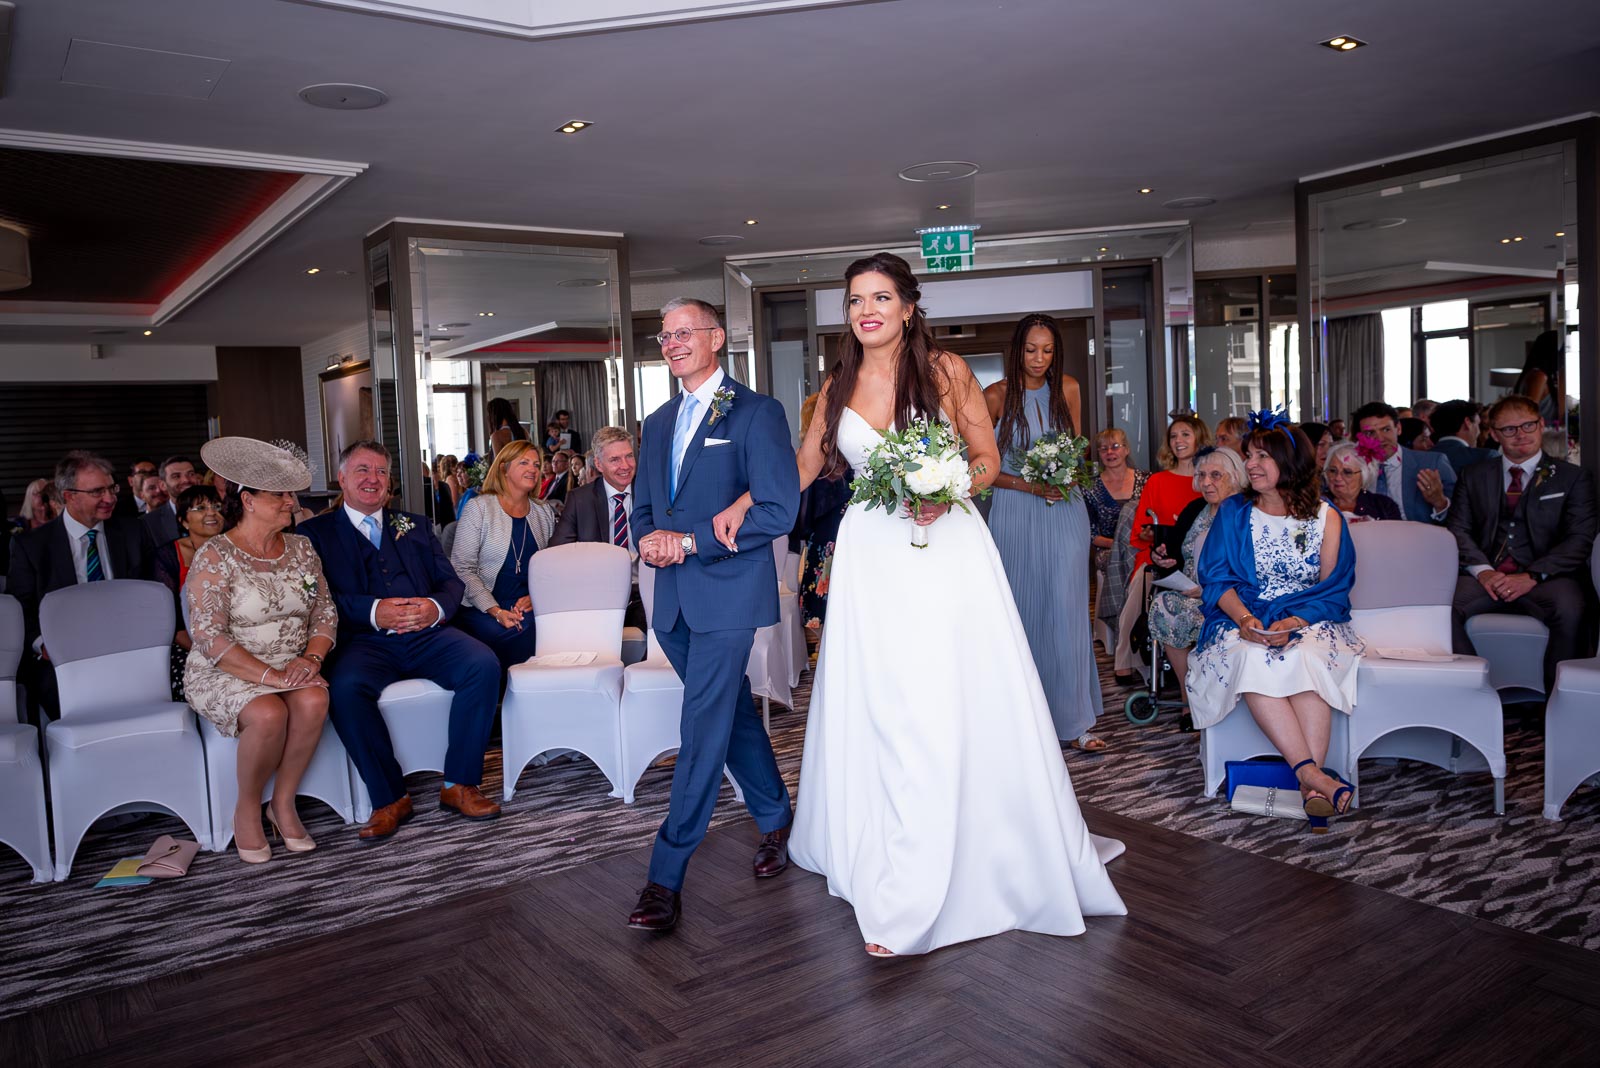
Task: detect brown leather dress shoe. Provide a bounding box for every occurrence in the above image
[358,795,414,842]
[440,784,502,821]
[627,883,681,931]
[753,824,791,878]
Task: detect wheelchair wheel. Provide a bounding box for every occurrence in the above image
[1124,692,1159,726]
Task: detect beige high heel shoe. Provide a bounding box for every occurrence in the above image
[266,804,317,853]
[234,821,272,864]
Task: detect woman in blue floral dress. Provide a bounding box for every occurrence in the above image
[1187,418,1364,821]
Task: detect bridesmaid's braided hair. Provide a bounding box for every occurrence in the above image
[996,313,1075,453]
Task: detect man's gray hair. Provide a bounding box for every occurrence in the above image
[338,439,391,473]
[591,426,632,453]
[659,297,723,330]
[55,451,116,495]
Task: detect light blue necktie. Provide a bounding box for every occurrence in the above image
[670,394,700,495]
[362,514,381,548]
[1375,463,1390,497]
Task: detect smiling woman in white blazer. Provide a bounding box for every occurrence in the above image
[449,440,557,675]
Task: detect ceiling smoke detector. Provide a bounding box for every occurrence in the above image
[557,278,608,288]
[698,235,744,246]
[1162,196,1216,210]
[298,83,388,110]
[897,160,980,183]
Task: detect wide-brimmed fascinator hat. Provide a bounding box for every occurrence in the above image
[200,437,312,493]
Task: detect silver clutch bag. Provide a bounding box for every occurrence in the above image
[1229,785,1307,821]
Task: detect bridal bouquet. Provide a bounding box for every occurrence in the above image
[849,417,983,548]
[1012,431,1095,506]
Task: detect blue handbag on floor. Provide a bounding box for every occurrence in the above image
[1225,758,1346,802]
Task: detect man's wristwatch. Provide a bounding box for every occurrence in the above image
[681,532,695,556]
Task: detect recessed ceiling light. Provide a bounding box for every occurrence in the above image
[299,83,388,110]
[557,278,608,288]
[557,119,593,134]
[744,218,759,226]
[478,311,495,316]
[1556,230,1567,237]
[1513,236,1524,242]
[1321,35,1366,51]
[143,329,153,336]
[897,160,980,183]
[937,204,950,210]
[1138,187,1153,194]
[1099,246,1109,252]
[698,235,744,246]
[305,267,320,275]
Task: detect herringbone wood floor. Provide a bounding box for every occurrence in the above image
[5,805,1597,1067]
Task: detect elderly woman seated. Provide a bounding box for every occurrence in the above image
[1147,446,1247,731]
[1323,437,1402,522]
[1187,416,1365,826]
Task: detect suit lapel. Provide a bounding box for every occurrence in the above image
[46,519,75,589]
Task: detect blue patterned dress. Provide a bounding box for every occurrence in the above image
[1185,502,1365,728]
[988,385,1100,741]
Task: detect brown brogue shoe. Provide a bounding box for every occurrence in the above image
[357,795,414,842]
[627,883,681,931]
[440,784,502,821]
[753,824,791,878]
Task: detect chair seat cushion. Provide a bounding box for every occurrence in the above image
[0,722,39,762]
[46,703,196,749]
[623,660,684,695]
[378,679,452,705]
[1553,657,1600,697]
[506,658,623,695]
[1465,613,1551,639]
[1356,655,1492,690]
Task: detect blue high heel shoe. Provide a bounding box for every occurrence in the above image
[1293,759,1353,820]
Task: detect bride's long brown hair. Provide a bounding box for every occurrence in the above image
[818,252,945,478]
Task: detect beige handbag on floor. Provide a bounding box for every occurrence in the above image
[135,836,201,878]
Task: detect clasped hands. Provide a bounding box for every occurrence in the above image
[1477,569,1536,603]
[273,654,327,689]
[639,529,690,567]
[374,596,439,634]
[489,596,532,630]
[1239,614,1306,647]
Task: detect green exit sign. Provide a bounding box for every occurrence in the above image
[924,254,973,273]
[920,230,974,258]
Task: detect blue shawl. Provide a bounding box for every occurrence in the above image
[1196,494,1357,650]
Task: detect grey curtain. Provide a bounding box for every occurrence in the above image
[536,361,610,446]
[1325,313,1385,424]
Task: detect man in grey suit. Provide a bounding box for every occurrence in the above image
[1430,400,1497,475]
[1353,402,1456,523]
[550,426,646,629]
[141,454,200,547]
[1448,394,1597,690]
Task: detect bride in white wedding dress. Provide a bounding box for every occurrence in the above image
[715,252,1125,957]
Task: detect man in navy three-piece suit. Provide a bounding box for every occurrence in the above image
[626,297,800,931]
[299,440,503,841]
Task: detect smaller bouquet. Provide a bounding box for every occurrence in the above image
[460,452,490,491]
[1012,431,1095,506]
[849,417,986,548]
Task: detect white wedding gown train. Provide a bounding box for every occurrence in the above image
[789,407,1126,956]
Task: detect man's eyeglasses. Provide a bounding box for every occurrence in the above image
[654,327,718,346]
[64,485,119,499]
[1492,418,1541,438]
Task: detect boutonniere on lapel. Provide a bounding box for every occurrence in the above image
[707,386,736,428]
[298,573,319,598]
[1532,460,1557,491]
[389,513,415,540]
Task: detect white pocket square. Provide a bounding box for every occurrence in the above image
[1539,492,1565,500]
[705,437,732,446]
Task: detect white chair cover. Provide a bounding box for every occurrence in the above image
[501,543,630,801]
[0,595,51,881]
[203,717,355,850]
[1542,536,1600,819]
[40,580,211,880]
[352,679,457,823]
[1346,521,1506,814]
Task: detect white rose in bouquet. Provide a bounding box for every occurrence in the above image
[903,456,947,495]
[940,453,973,499]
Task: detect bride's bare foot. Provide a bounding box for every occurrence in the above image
[864,943,895,958]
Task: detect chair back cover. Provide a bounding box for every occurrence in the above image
[0,594,22,724]
[40,580,176,711]
[529,542,630,654]
[1348,522,1457,609]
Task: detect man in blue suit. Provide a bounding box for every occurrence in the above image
[626,297,800,931]
[299,440,502,841]
[1429,399,1498,475]
[1353,401,1457,523]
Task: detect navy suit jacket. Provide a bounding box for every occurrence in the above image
[633,376,799,632]
[298,508,465,644]
[1395,446,1457,523]
[1432,437,1496,478]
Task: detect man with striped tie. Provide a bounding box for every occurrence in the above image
[7,451,151,723]
[550,426,646,630]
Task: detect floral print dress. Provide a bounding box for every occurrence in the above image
[1185,502,1365,730]
[183,533,338,737]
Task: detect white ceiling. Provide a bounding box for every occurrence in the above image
[0,0,1597,347]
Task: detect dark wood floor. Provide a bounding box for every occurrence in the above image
[4,805,1598,1067]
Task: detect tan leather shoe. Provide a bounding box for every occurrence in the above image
[358,795,414,842]
[440,784,502,821]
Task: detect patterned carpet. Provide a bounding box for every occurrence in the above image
[1,651,1597,1020]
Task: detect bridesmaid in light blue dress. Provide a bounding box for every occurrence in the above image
[983,314,1104,750]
